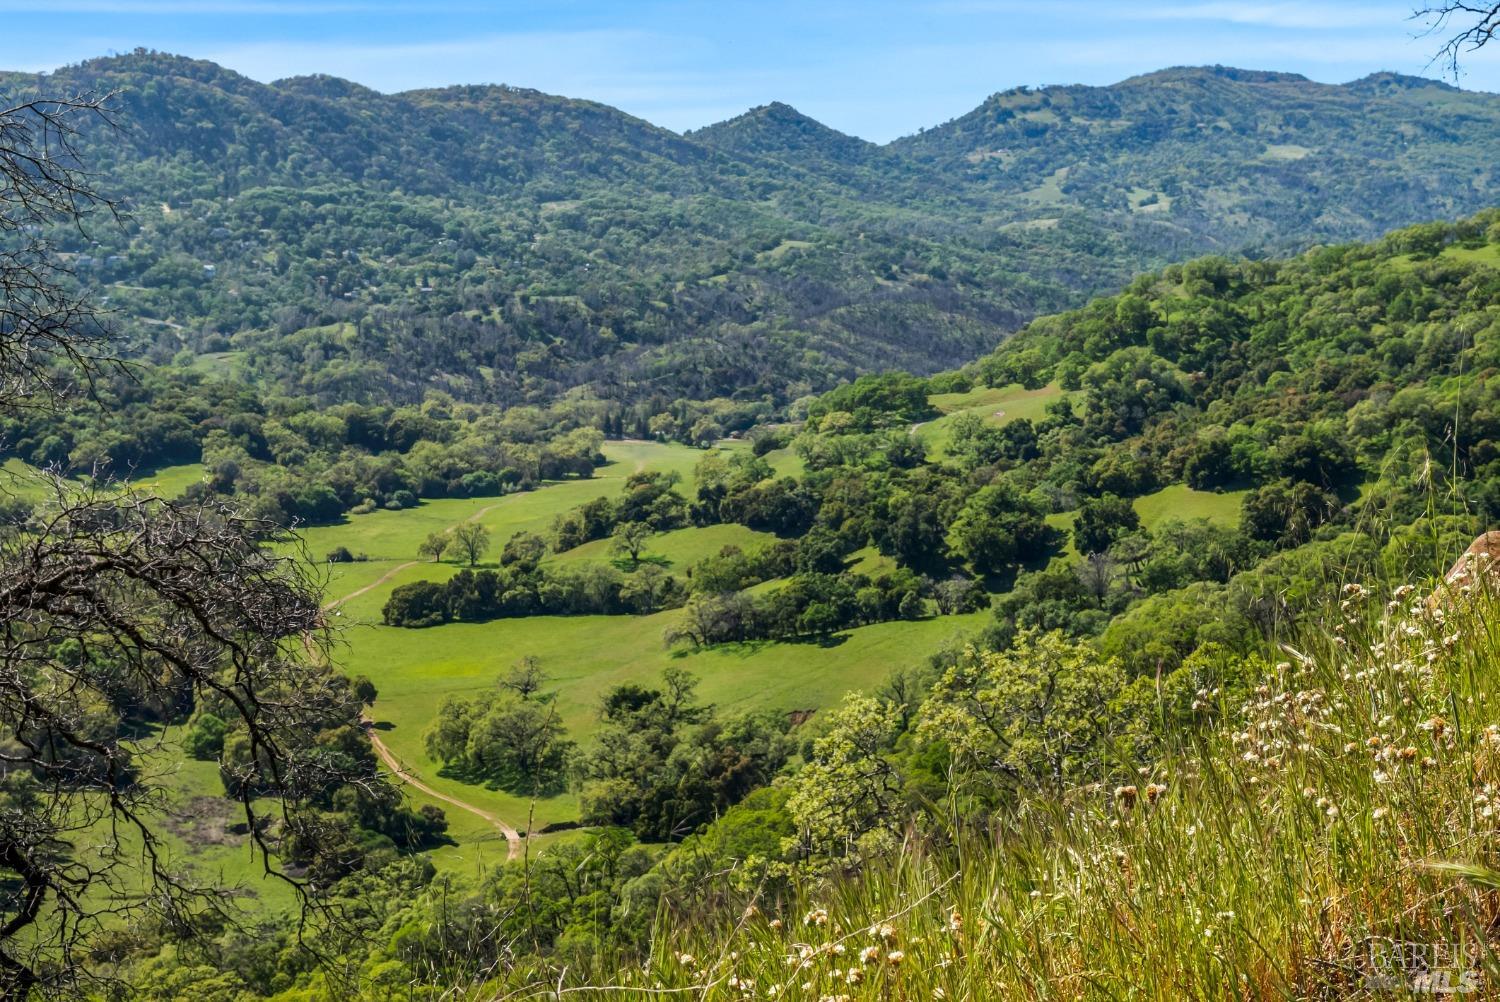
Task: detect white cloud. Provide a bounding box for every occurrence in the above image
[1124,2,1406,31]
[0,0,398,12]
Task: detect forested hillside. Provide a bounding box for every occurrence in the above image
[896,66,1500,246]
[2,52,1498,416]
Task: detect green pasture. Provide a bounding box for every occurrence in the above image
[1045,484,1246,561]
[73,727,303,925]
[0,458,204,501]
[90,438,1245,886]
[342,602,987,840]
[917,382,1072,457]
[1132,483,1246,528]
[127,462,206,498]
[1390,241,1500,272]
[549,521,773,570]
[296,437,983,876]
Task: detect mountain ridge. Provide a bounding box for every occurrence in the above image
[3,49,1498,410]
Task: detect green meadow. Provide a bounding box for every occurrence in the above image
[1045,483,1246,560]
[0,458,205,501]
[1131,481,1246,527]
[296,438,981,874]
[917,382,1075,457]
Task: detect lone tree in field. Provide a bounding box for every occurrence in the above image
[452,522,492,566]
[0,91,387,997]
[417,529,452,562]
[610,520,653,566]
[500,656,547,699]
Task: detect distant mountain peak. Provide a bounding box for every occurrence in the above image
[1127,65,1314,85]
[1347,70,1457,92]
[687,102,876,165]
[273,73,382,101]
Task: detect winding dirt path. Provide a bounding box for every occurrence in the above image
[322,560,417,612]
[323,499,505,612]
[363,721,523,861]
[321,497,523,859]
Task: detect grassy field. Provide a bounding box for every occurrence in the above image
[1391,241,1500,271]
[549,521,774,570]
[72,726,306,927]
[294,438,983,875]
[1132,482,1247,527]
[0,458,204,500]
[126,462,206,498]
[0,457,57,500]
[917,382,1073,457]
[34,436,1247,887]
[1044,484,1247,561]
[342,601,987,853]
[30,432,1263,899]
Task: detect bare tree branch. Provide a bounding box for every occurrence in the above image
[0,478,382,997]
[1414,2,1500,76]
[0,93,126,410]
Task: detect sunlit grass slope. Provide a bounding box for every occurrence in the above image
[917,382,1075,457]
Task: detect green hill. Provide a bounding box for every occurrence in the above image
[92,206,1500,999]
[12,49,1500,997]
[894,65,1500,249]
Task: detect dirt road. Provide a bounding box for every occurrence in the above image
[362,720,522,861]
[322,499,525,860]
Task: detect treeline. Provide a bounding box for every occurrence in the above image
[382,556,686,628]
[0,365,606,524]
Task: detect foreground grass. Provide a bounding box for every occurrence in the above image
[549,564,1500,999]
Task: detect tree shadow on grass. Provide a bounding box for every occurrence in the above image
[435,761,569,798]
[669,631,850,659]
[611,553,672,572]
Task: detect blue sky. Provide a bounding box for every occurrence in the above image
[5,1,1499,141]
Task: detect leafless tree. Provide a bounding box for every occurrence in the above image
[1414,3,1500,75]
[0,92,386,997]
[0,94,122,410]
[1076,551,1118,608]
[0,484,381,996]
